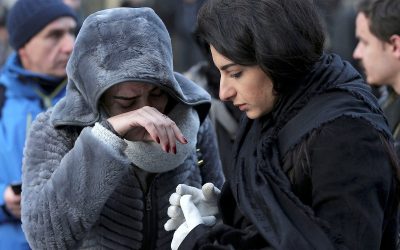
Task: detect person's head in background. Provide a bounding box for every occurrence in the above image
[0,4,11,66]
[353,0,400,93]
[196,0,325,119]
[7,0,77,77]
[63,0,81,11]
[120,0,150,8]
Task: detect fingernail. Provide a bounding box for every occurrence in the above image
[183,137,188,144]
[165,145,170,153]
[156,137,160,144]
[173,146,176,154]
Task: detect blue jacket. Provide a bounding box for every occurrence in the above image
[0,53,66,249]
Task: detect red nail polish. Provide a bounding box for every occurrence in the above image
[173,146,177,154]
[183,137,188,144]
[166,145,170,153]
[156,137,160,143]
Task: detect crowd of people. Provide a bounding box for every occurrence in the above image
[0,0,399,249]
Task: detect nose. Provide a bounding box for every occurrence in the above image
[61,33,75,54]
[138,97,151,109]
[353,42,362,60]
[219,76,235,102]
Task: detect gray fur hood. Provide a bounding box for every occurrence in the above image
[50,7,211,127]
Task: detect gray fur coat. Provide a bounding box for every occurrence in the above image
[21,8,223,249]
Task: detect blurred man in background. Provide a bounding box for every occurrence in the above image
[0,5,11,68]
[0,0,77,248]
[353,0,400,140]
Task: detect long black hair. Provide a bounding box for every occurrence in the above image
[196,0,325,95]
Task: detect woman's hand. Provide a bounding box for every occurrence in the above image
[107,106,187,153]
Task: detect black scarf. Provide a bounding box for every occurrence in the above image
[228,53,391,249]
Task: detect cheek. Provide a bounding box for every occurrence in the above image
[258,92,274,109]
[258,82,275,110]
[362,49,376,69]
[105,105,122,117]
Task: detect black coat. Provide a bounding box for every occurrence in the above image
[180,54,399,250]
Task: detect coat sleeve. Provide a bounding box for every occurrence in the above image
[0,106,27,222]
[304,116,398,250]
[196,116,225,188]
[21,111,132,249]
[179,117,399,250]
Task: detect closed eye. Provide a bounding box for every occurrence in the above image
[113,96,138,108]
[231,72,242,79]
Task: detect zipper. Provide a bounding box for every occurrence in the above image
[141,176,158,250]
[34,79,67,109]
[146,192,152,210]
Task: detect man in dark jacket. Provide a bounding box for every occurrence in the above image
[0,0,77,248]
[353,0,400,141]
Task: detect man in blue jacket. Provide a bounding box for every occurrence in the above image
[0,0,77,248]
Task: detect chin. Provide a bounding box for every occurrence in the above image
[52,71,67,78]
[245,111,259,120]
[246,109,271,120]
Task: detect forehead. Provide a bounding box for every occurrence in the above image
[106,81,155,94]
[356,12,387,46]
[63,0,81,7]
[210,45,234,67]
[356,13,372,35]
[39,16,77,34]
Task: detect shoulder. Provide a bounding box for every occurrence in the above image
[292,115,391,163]
[309,116,388,146]
[29,109,55,135]
[285,116,396,202]
[284,115,393,175]
[295,116,393,176]
[27,109,79,149]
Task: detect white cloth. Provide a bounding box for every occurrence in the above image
[165,183,221,231]
[171,195,216,250]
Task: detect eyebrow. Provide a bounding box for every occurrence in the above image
[220,63,237,71]
[113,95,138,100]
[45,29,64,38]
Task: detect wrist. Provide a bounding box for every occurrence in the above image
[92,122,127,150]
[100,119,123,138]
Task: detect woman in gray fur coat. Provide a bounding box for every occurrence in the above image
[20,7,224,250]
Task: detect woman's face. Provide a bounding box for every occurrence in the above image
[102,81,169,116]
[210,46,277,119]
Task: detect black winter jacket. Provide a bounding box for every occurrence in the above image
[180,54,399,250]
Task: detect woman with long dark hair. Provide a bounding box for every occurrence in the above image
[165,0,400,249]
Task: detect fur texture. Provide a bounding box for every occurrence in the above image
[21,8,223,249]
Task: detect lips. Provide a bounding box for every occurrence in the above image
[56,60,69,68]
[236,104,247,111]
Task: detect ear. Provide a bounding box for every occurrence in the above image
[17,46,30,69]
[18,46,27,62]
[389,34,400,59]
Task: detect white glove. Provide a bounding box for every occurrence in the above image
[164,183,221,231]
[171,195,216,250]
